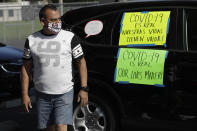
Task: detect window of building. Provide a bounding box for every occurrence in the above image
[8,10,14,17]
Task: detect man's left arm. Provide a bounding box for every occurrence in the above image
[71,34,88,107]
[77,57,88,107]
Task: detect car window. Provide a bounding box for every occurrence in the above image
[186,9,197,51]
[71,11,120,46]
[112,8,177,50]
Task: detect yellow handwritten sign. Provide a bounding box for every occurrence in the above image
[119,11,171,47]
[114,48,168,87]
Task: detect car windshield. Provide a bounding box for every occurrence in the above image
[0,43,6,47]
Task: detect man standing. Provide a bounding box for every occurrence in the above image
[21,4,88,131]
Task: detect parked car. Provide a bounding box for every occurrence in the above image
[0,42,23,96]
[62,0,197,131]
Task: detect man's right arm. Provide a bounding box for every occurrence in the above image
[21,39,33,112]
[21,59,32,97]
[21,60,33,112]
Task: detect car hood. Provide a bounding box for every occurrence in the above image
[0,46,23,63]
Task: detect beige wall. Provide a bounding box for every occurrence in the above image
[0,2,29,22]
[0,7,22,22]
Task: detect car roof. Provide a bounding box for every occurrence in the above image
[79,0,197,10]
[62,0,197,26]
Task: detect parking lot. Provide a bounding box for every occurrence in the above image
[0,92,36,131]
[0,15,197,131]
[3,1,197,131]
[0,93,197,131]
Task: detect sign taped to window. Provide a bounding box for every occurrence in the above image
[119,11,171,47]
[114,48,168,87]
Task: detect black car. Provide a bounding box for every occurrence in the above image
[0,42,23,96]
[62,0,197,131]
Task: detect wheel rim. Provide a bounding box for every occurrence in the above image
[73,101,106,131]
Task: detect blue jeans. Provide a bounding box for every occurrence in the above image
[35,88,74,129]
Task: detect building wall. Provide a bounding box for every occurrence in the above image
[0,7,21,21]
[0,2,29,22]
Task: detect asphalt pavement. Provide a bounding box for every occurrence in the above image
[0,91,37,131]
[0,96,197,131]
[0,105,37,131]
[0,89,76,131]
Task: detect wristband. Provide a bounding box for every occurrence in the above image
[80,86,89,92]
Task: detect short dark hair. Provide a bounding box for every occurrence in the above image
[39,4,57,21]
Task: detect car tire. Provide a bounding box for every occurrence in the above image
[71,93,118,131]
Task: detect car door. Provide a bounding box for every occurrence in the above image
[173,8,197,116]
[111,7,179,118]
[70,6,182,119]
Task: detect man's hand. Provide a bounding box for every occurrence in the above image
[22,95,32,112]
[77,90,88,107]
